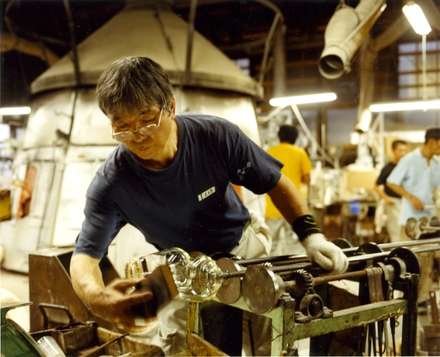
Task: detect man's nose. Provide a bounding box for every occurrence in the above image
[131,134,145,143]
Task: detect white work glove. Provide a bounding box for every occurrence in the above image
[302,233,348,273]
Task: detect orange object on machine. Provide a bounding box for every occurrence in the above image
[17,165,37,218]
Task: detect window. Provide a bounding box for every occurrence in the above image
[398,40,440,99]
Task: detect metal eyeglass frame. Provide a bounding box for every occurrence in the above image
[112,108,163,142]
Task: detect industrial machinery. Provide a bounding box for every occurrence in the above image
[1,301,166,357]
[421,290,440,355]
[405,216,440,240]
[126,232,440,356]
[1,303,43,357]
[5,248,177,356]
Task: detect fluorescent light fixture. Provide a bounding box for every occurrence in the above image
[369,99,440,112]
[269,92,337,107]
[403,1,431,35]
[0,106,31,116]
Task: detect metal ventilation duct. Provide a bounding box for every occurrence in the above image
[319,0,386,80]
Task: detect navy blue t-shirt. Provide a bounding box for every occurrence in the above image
[74,114,282,258]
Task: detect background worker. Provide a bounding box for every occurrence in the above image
[374,139,409,242]
[387,128,440,305]
[265,124,312,256]
[69,56,348,355]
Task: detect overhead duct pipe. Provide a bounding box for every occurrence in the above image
[319,0,386,80]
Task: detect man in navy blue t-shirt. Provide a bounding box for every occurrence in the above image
[70,57,348,352]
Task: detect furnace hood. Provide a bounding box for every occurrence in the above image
[31,5,262,97]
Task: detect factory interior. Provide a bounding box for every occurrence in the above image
[1,0,440,355]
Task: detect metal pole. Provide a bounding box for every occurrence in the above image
[378,112,385,168]
[272,24,286,98]
[321,108,328,151]
[222,238,440,279]
[222,251,389,279]
[63,0,80,86]
[400,274,418,356]
[258,13,281,85]
[185,0,197,84]
[237,237,440,266]
[256,0,284,86]
[422,34,427,101]
[281,269,369,291]
[412,245,440,254]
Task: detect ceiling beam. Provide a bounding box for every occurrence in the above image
[0,32,59,65]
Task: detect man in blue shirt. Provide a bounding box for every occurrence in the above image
[387,128,440,225]
[69,57,348,354]
[387,127,440,304]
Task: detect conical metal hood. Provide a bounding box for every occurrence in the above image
[31,6,262,97]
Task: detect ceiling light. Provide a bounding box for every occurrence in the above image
[369,99,440,112]
[269,92,337,107]
[402,1,431,35]
[0,106,31,116]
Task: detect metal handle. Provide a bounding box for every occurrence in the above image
[38,303,75,329]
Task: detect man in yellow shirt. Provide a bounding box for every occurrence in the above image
[266,125,312,256]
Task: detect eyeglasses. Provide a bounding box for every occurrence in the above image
[112,108,163,142]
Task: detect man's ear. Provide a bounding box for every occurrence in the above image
[170,97,176,115]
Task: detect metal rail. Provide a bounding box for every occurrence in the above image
[221,238,440,279]
[236,237,440,267]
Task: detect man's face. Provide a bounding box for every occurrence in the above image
[108,104,174,160]
[393,143,409,162]
[429,139,440,156]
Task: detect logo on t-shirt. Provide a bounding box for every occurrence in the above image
[237,161,252,181]
[198,186,216,202]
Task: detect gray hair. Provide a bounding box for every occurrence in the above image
[96,57,174,118]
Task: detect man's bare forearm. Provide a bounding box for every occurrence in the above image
[70,253,105,306]
[387,183,411,199]
[268,174,309,223]
[301,173,310,185]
